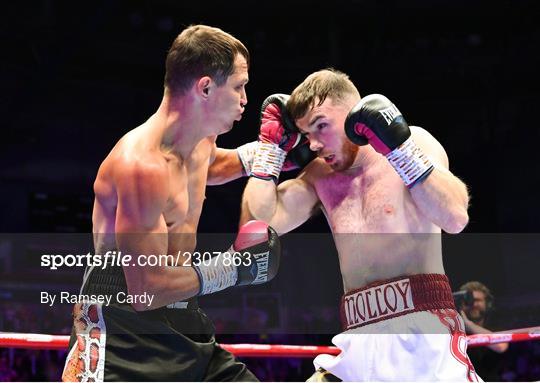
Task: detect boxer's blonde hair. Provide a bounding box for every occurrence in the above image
[164,24,249,96]
[288,68,360,121]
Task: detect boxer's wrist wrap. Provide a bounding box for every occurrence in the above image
[386,137,434,188]
[251,141,287,180]
[236,141,258,176]
[193,247,238,295]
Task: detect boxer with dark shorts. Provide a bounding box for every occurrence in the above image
[241,69,481,381]
[63,263,263,381]
[62,25,282,382]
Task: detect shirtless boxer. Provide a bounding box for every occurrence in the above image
[241,69,480,381]
[62,25,282,382]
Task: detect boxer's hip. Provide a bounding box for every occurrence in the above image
[340,273,455,331]
[316,274,480,381]
[62,300,218,382]
[63,263,217,382]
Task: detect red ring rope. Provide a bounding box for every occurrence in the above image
[1,326,539,357]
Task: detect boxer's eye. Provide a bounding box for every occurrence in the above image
[317,123,327,130]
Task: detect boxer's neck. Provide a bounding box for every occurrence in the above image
[155,93,207,160]
[347,144,382,171]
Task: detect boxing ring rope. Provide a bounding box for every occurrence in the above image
[1,327,539,357]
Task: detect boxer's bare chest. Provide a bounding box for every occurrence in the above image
[315,160,413,233]
[311,160,442,290]
[93,138,212,254]
[163,140,212,251]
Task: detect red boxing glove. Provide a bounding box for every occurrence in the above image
[193,220,281,295]
[237,136,316,176]
[258,95,301,151]
[233,220,281,286]
[252,94,302,181]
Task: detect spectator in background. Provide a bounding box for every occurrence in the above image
[459,281,509,381]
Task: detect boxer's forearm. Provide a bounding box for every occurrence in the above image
[118,233,200,311]
[128,264,200,311]
[207,148,244,185]
[410,169,469,233]
[114,169,201,310]
[242,177,278,222]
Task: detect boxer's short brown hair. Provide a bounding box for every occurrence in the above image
[288,68,360,121]
[164,25,249,95]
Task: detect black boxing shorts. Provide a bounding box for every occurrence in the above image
[62,264,257,382]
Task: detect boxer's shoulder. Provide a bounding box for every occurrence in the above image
[410,125,443,146]
[104,145,169,193]
[410,125,433,140]
[298,157,332,183]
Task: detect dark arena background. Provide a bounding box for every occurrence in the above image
[1,0,539,381]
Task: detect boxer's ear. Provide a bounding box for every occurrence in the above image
[196,77,212,99]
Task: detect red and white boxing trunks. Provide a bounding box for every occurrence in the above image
[314,274,482,381]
